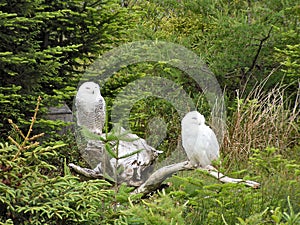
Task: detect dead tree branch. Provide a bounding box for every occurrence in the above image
[69,160,260,195]
[248,26,273,75]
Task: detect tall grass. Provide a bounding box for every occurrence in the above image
[224,76,299,162]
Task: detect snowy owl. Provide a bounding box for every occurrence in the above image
[181,111,219,167]
[75,82,105,135]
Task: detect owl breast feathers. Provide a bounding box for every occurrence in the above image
[75,81,105,135]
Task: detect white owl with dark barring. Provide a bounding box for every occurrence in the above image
[181,111,219,167]
[75,82,105,135]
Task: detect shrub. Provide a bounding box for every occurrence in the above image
[0,98,113,224]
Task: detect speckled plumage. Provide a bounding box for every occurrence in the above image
[75,82,105,135]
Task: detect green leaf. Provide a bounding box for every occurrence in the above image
[118,149,143,159]
[105,143,117,158]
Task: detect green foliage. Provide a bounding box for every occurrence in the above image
[0,100,114,224]
[248,147,300,210]
[102,60,211,157]
[235,196,300,225]
[168,172,262,224]
[123,145,299,225]
[0,0,133,136]
[277,43,300,81]
[115,190,186,225]
[0,137,113,224]
[111,150,300,225]
[133,0,299,96]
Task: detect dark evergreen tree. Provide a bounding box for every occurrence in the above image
[0,0,132,137]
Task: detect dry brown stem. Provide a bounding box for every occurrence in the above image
[225,75,299,161]
[8,96,44,161]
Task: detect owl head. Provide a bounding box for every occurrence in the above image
[182,111,205,127]
[78,82,100,95]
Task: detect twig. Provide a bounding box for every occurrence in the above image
[7,136,22,150]
[8,119,26,139]
[205,165,260,188]
[22,96,42,147]
[248,26,273,75]
[9,96,44,161]
[69,163,104,179]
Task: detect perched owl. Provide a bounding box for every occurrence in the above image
[75,82,105,135]
[181,111,219,167]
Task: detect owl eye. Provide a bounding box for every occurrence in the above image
[192,117,197,120]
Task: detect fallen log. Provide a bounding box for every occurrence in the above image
[69,160,260,195]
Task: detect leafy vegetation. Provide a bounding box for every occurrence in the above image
[0,0,299,224]
[0,0,133,136]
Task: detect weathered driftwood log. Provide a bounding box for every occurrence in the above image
[132,163,260,194]
[75,127,162,187]
[69,159,260,195]
[132,161,193,194]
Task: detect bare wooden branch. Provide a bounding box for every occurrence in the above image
[204,165,260,189]
[248,26,273,75]
[69,160,260,195]
[133,161,193,194]
[69,163,104,179]
[132,162,260,194]
[72,124,260,194]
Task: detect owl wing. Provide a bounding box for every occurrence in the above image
[75,95,91,129]
[199,125,220,161]
[182,129,208,166]
[93,94,106,134]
